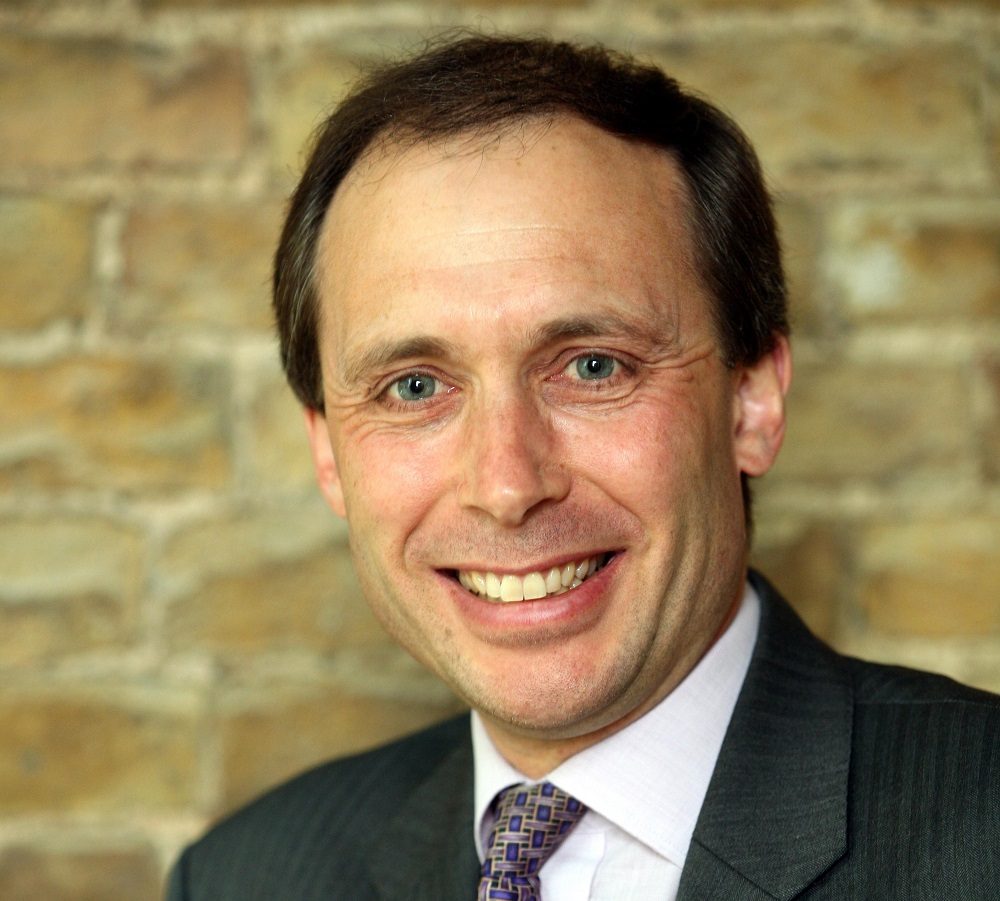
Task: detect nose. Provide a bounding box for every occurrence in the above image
[457,392,570,527]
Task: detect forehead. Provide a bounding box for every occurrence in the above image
[315,116,707,364]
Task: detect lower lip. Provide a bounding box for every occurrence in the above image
[443,554,621,642]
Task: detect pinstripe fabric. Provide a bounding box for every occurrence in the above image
[166,715,479,900]
[676,572,1000,901]
[166,573,1000,901]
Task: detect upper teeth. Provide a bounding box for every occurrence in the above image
[457,555,605,603]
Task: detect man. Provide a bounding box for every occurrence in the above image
[167,35,1000,900]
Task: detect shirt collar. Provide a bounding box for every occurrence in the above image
[472,580,760,865]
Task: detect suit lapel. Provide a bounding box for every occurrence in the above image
[678,573,852,901]
[364,575,851,901]
[367,728,480,901]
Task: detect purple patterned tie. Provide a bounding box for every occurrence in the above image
[477,782,587,901]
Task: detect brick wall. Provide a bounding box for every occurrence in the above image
[1,0,998,897]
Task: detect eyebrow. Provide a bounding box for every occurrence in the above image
[339,335,460,387]
[338,310,678,387]
[531,312,680,354]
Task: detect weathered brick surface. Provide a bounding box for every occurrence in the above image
[0,355,230,493]
[775,199,825,336]
[219,685,465,811]
[264,49,368,182]
[657,0,835,7]
[986,356,1000,482]
[883,0,1000,9]
[0,3,996,894]
[162,505,386,654]
[119,201,282,334]
[453,0,587,6]
[0,516,142,665]
[0,844,161,901]
[0,37,249,171]
[650,36,986,182]
[750,520,846,641]
[142,0,351,7]
[778,362,976,483]
[859,518,1000,636]
[990,47,1000,182]
[825,204,1000,322]
[0,197,95,331]
[0,693,199,812]
[244,360,317,492]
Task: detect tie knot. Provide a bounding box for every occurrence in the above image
[478,782,587,901]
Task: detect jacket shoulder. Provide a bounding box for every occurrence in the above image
[168,713,471,901]
[844,656,1000,816]
[845,654,1000,708]
[746,573,1000,898]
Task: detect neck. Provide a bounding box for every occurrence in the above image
[481,586,745,779]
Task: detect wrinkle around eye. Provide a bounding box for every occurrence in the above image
[551,349,635,382]
[374,371,461,416]
[566,352,620,381]
[389,372,440,403]
[541,353,641,409]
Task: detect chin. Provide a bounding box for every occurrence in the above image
[464,666,633,739]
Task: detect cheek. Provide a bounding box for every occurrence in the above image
[337,426,454,534]
[556,392,727,489]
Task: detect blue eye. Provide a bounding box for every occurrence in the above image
[394,373,437,402]
[575,354,616,380]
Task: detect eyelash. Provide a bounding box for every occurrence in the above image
[373,350,635,413]
[375,369,453,412]
[555,350,635,390]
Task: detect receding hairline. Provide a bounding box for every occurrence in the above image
[329,113,591,208]
[312,112,710,362]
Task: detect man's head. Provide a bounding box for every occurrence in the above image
[277,35,791,772]
[274,34,788,412]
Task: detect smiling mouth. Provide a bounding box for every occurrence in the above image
[451,552,614,604]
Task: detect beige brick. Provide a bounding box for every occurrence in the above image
[245,362,316,492]
[163,505,384,653]
[653,0,833,6]
[883,0,1000,9]
[775,199,825,336]
[0,198,95,331]
[0,37,248,170]
[452,0,587,5]
[650,37,985,180]
[777,362,975,482]
[859,518,1000,636]
[119,202,281,334]
[986,356,1000,482]
[142,0,349,6]
[991,49,1000,181]
[750,521,845,641]
[220,687,464,810]
[264,49,359,182]
[825,205,1000,322]
[0,844,160,901]
[0,516,142,665]
[0,355,230,493]
[0,694,198,812]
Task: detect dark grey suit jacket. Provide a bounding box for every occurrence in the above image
[166,573,1000,899]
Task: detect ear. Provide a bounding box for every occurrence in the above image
[732,334,792,478]
[303,407,347,518]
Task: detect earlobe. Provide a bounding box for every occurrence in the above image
[303,407,347,518]
[733,334,792,478]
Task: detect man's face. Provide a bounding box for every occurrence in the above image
[306,117,788,755]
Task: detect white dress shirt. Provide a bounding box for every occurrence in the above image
[472,582,760,900]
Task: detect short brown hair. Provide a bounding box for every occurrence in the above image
[273,33,788,412]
